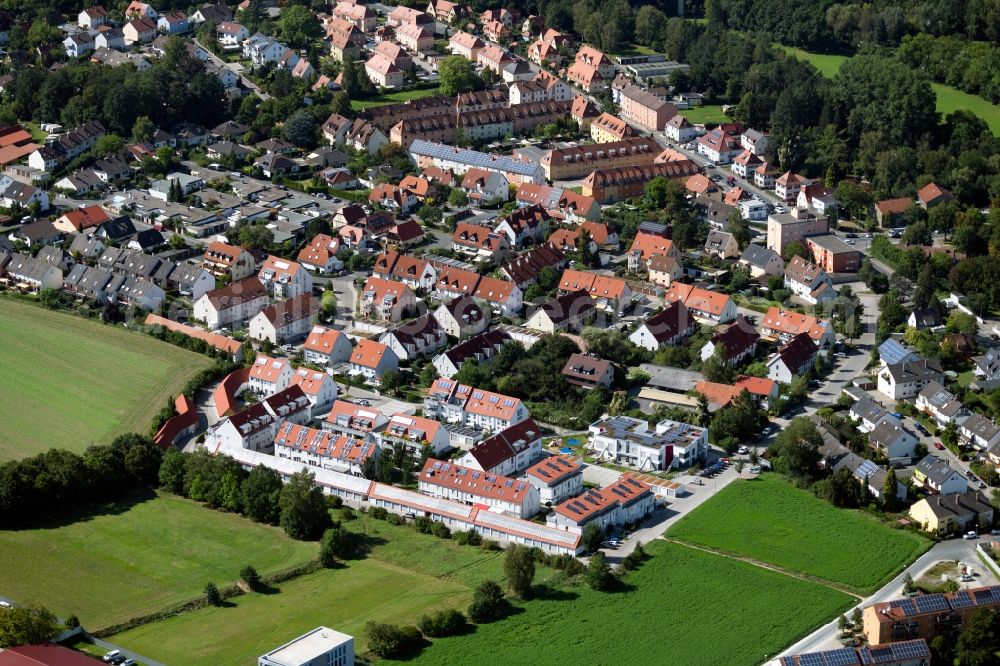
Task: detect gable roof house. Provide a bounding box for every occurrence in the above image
[913,454,968,495]
[452,223,512,265]
[557,268,632,314]
[699,317,760,366]
[915,381,970,427]
[493,204,550,247]
[349,338,400,383]
[627,231,680,273]
[419,458,541,519]
[457,418,543,477]
[192,275,270,330]
[1,253,63,291]
[907,307,943,331]
[525,289,596,334]
[379,313,447,361]
[359,276,417,323]
[629,300,696,352]
[849,395,900,434]
[372,250,437,291]
[739,243,784,278]
[868,421,918,462]
[562,353,614,389]
[662,282,737,324]
[203,241,255,280]
[433,295,488,339]
[877,358,945,401]
[303,325,354,367]
[961,413,1000,454]
[501,243,568,289]
[784,255,835,305]
[473,276,523,318]
[767,332,818,384]
[760,306,836,349]
[248,293,319,345]
[433,265,482,302]
[432,328,510,378]
[917,182,953,209]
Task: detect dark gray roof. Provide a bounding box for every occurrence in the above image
[915,454,964,486]
[739,243,781,268]
[878,338,919,366]
[921,491,992,520]
[409,140,544,178]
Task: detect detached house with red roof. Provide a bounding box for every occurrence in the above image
[458,418,544,476]
[303,325,354,366]
[420,458,541,518]
[474,275,522,317]
[558,268,632,314]
[259,255,312,299]
[349,338,399,382]
[249,354,294,395]
[629,300,696,351]
[917,182,954,209]
[433,295,488,338]
[460,167,509,203]
[565,61,605,93]
[53,205,110,233]
[452,223,512,265]
[369,183,418,215]
[761,306,836,349]
[290,367,339,412]
[359,276,416,322]
[697,126,742,164]
[203,240,256,280]
[774,171,811,202]
[627,231,679,273]
[297,234,343,273]
[663,282,737,324]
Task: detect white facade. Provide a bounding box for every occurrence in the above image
[259,626,354,666]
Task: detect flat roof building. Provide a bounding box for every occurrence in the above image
[259,626,354,666]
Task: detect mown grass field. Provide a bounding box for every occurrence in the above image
[0,492,318,630]
[351,87,442,110]
[680,104,732,125]
[667,476,930,593]
[778,45,1000,135]
[110,514,518,663]
[0,298,213,460]
[392,541,854,666]
[610,43,658,58]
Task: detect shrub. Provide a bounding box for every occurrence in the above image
[431,521,451,539]
[63,614,80,628]
[320,524,354,563]
[369,506,390,520]
[413,516,434,534]
[240,565,261,589]
[467,580,509,624]
[364,622,423,659]
[418,609,467,637]
[204,582,222,606]
[480,539,500,552]
[564,557,584,577]
[386,512,405,526]
[325,495,343,509]
[586,552,614,591]
[455,530,483,546]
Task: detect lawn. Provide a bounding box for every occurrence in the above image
[667,476,930,593]
[110,515,516,663]
[0,492,319,631]
[680,104,732,125]
[0,298,213,460]
[351,87,442,110]
[778,45,1000,135]
[610,43,658,58]
[393,542,854,666]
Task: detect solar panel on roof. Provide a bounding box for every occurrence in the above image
[855,460,879,479]
[890,641,929,660]
[867,647,894,663]
[915,594,948,613]
[950,590,973,608]
[824,648,859,666]
[797,653,824,666]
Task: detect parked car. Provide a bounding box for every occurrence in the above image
[934,442,944,450]
[737,445,749,454]
[120,660,135,666]
[959,574,975,582]
[964,531,978,540]
[355,399,371,406]
[102,652,121,664]
[601,540,621,549]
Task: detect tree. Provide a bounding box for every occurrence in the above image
[956,606,1000,666]
[0,606,59,648]
[782,240,809,262]
[467,580,509,624]
[241,466,283,524]
[882,468,900,511]
[418,609,466,637]
[320,288,337,320]
[237,224,273,250]
[503,544,535,598]
[701,345,735,383]
[128,114,155,144]
[38,289,60,310]
[448,188,469,207]
[204,582,222,606]
[158,449,188,494]
[727,210,751,249]
[240,565,261,590]
[320,523,354,563]
[438,56,479,96]
[279,5,321,47]
[380,370,403,396]
[278,470,332,540]
[283,109,319,149]
[771,416,822,482]
[581,521,604,553]
[586,552,614,591]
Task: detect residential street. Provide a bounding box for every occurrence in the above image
[193,39,271,100]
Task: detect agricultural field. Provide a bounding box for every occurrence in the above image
[0,298,213,460]
[680,104,732,125]
[667,476,930,593]
[0,492,318,630]
[392,541,854,666]
[778,45,1000,135]
[351,87,442,110]
[110,515,519,664]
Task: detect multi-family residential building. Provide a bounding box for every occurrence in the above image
[419,459,541,519]
[629,300,695,352]
[760,306,836,349]
[379,412,450,455]
[409,139,545,184]
[458,418,543,477]
[700,318,760,366]
[526,456,583,505]
[548,477,654,532]
[774,171,811,201]
[359,276,416,322]
[588,415,678,471]
[424,379,528,432]
[662,281,736,324]
[557,268,631,314]
[863,587,1000,644]
[766,208,829,255]
[193,276,269,330]
[805,234,861,273]
[784,255,835,305]
[348,339,399,382]
[581,160,700,203]
[274,423,375,477]
[208,385,311,452]
[877,358,945,401]
[448,30,483,60]
[379,314,447,361]
[540,137,657,181]
[303,326,354,367]
[432,328,509,378]
[433,295,487,338]
[248,293,318,344]
[257,256,311,300]
[618,84,677,132]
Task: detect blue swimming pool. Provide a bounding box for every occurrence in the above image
[566,437,580,445]
[560,447,573,454]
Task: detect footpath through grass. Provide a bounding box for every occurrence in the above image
[667,475,930,594]
[397,541,853,666]
[110,514,512,663]
[778,45,1000,135]
[0,492,318,631]
[0,298,213,460]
